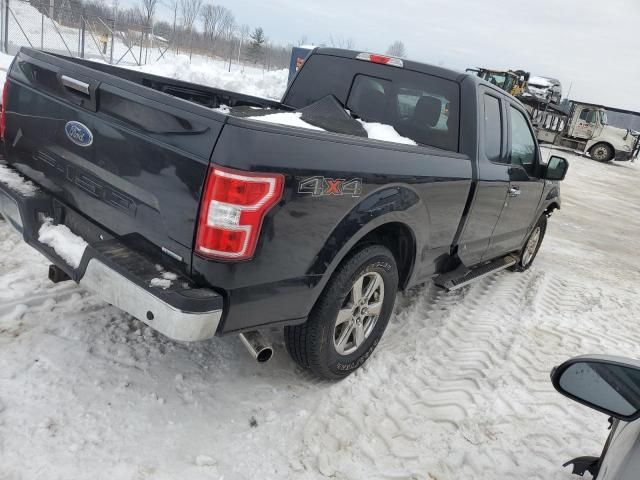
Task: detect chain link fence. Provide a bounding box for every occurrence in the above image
[0,0,168,66]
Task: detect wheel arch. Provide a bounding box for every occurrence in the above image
[545,201,560,216]
[304,218,417,324]
[354,222,417,290]
[306,186,426,316]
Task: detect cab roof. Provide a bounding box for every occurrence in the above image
[312,48,517,102]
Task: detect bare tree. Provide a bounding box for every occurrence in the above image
[180,0,202,59]
[138,0,158,63]
[237,24,250,67]
[386,40,407,58]
[200,4,234,53]
[224,21,236,71]
[167,0,178,33]
[140,0,158,26]
[329,35,355,50]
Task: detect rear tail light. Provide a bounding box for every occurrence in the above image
[1,80,9,141]
[195,165,284,260]
[356,52,404,68]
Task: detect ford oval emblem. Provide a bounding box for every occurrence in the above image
[65,121,93,147]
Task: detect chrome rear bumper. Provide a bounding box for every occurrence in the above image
[0,174,224,342]
[81,259,222,341]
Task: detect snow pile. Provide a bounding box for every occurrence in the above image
[149,277,172,290]
[133,55,288,101]
[150,271,178,290]
[38,218,88,268]
[358,120,417,145]
[213,105,231,114]
[248,112,325,131]
[0,164,39,197]
[150,267,178,290]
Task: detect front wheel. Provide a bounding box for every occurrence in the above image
[285,245,399,380]
[512,214,547,272]
[589,143,614,162]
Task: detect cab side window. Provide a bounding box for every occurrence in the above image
[579,109,597,124]
[509,106,537,176]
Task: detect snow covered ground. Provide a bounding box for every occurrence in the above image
[1,47,640,479]
[4,148,638,480]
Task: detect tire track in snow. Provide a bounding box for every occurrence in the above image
[298,264,640,479]
[299,271,538,478]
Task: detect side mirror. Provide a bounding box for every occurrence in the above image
[552,355,640,421]
[545,155,569,181]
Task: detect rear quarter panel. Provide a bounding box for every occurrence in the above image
[196,120,473,332]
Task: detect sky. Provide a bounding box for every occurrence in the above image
[125,0,640,111]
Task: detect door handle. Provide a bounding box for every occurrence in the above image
[508,186,521,197]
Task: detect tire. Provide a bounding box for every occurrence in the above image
[285,245,399,380]
[589,143,614,162]
[512,214,547,272]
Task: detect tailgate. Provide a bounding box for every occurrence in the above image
[3,49,225,271]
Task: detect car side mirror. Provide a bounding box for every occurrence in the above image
[552,355,640,421]
[545,155,569,181]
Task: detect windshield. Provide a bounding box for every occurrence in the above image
[483,72,507,88]
[503,76,515,92]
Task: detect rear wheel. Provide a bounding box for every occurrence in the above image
[512,214,547,272]
[589,143,614,162]
[285,245,398,380]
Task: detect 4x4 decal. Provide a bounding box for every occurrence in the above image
[298,176,363,197]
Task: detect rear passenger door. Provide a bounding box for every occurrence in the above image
[483,103,545,259]
[457,89,510,266]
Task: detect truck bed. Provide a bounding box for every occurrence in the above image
[3,49,283,274]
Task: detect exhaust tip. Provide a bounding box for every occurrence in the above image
[256,347,273,363]
[239,331,274,363]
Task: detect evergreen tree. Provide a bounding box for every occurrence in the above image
[247,27,265,63]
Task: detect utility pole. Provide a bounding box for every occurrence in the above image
[110,17,115,64]
[40,8,44,50]
[138,27,143,65]
[4,0,9,54]
[0,0,5,54]
[80,8,86,58]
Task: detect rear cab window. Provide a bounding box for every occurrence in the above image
[285,54,460,152]
[483,94,502,162]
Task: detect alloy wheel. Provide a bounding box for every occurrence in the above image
[333,272,385,356]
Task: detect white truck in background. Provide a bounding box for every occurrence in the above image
[525,100,640,162]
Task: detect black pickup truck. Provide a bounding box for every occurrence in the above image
[0,47,568,379]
